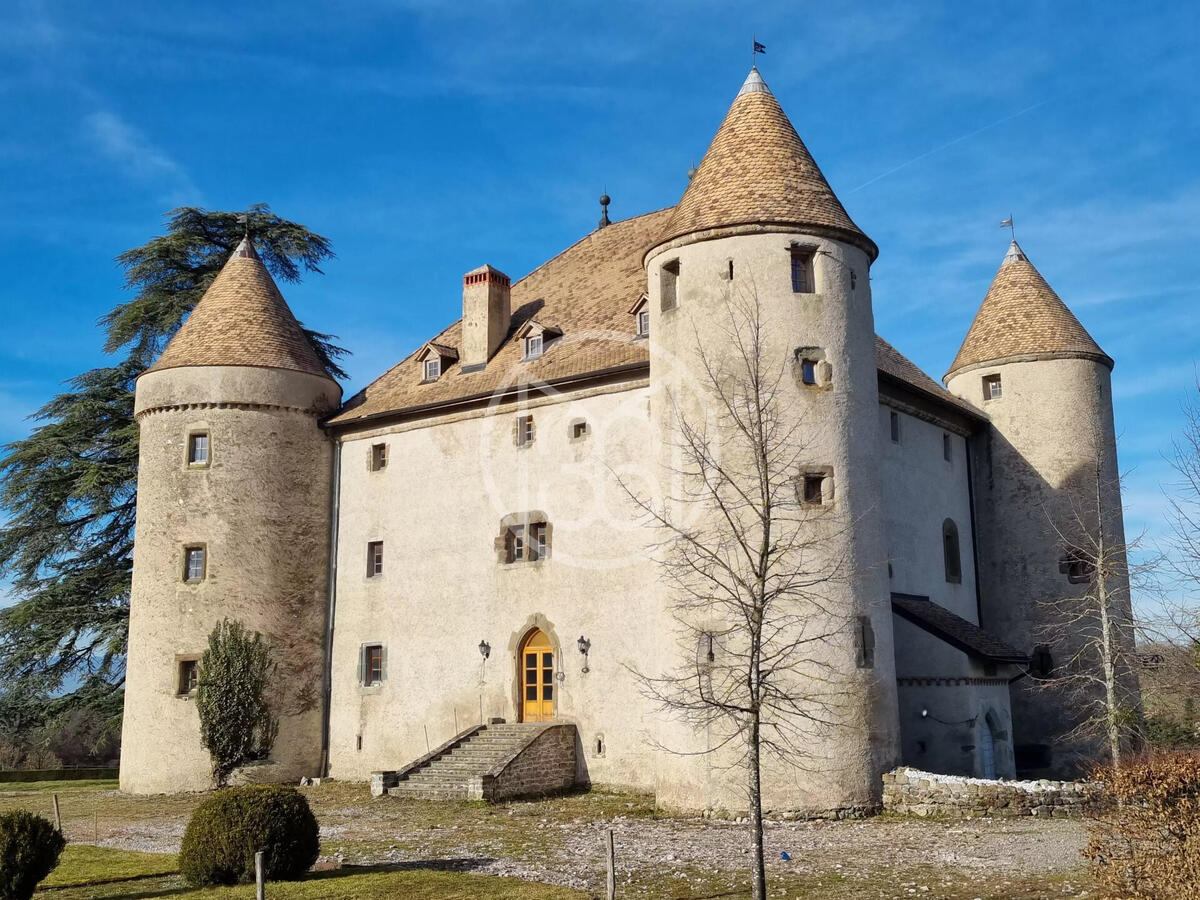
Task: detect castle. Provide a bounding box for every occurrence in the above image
[119,68,1137,814]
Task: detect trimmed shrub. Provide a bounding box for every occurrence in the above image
[1085,752,1200,898]
[0,810,66,900]
[179,784,319,886]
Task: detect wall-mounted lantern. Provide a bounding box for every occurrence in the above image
[478,640,491,660]
[577,635,591,673]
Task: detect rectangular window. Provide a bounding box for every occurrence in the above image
[571,420,589,440]
[890,410,901,444]
[370,443,388,471]
[802,474,824,505]
[856,617,876,669]
[983,374,1003,400]
[423,358,440,381]
[660,259,679,311]
[790,247,815,293]
[516,415,535,447]
[366,541,384,577]
[177,659,199,695]
[800,359,817,386]
[524,334,543,360]
[361,644,384,686]
[637,309,650,336]
[183,546,205,583]
[187,433,209,467]
[529,523,547,561]
[943,433,952,462]
[506,525,525,563]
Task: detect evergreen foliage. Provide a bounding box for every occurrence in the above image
[0,205,343,722]
[178,784,319,886]
[0,810,66,900]
[195,620,278,787]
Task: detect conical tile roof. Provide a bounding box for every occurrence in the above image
[654,68,875,258]
[946,242,1110,379]
[146,237,331,379]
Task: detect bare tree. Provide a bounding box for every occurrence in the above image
[618,288,857,900]
[1034,440,1143,768]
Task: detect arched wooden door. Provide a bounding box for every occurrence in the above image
[520,629,555,722]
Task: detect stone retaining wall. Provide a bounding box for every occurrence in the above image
[882,766,1096,818]
[482,724,577,801]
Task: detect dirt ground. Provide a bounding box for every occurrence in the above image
[3,780,1093,898]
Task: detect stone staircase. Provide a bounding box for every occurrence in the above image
[372,721,577,802]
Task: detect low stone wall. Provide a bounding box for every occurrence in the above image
[482,724,577,802]
[882,767,1096,818]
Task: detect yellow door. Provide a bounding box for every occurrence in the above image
[520,630,555,722]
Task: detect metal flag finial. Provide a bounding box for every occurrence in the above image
[1000,215,1015,242]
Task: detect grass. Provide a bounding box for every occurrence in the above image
[36,846,586,899]
[0,779,119,794]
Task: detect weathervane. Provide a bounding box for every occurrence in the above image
[752,35,766,67]
[1000,215,1016,242]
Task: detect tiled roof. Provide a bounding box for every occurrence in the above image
[146,237,330,379]
[892,593,1028,664]
[875,335,984,420]
[946,242,1111,378]
[330,210,969,430]
[653,68,876,259]
[329,209,675,425]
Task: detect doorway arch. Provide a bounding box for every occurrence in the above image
[519,628,556,722]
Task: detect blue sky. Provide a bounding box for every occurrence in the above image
[1,1,1197,611]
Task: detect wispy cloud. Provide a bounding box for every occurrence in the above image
[83,110,200,204]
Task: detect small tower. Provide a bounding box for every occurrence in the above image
[644,67,899,814]
[945,241,1138,774]
[119,237,341,793]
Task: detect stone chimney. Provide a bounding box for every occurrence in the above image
[461,264,511,371]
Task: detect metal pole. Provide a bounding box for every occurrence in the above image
[255,850,265,900]
[606,828,616,900]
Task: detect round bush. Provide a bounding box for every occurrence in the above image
[179,784,319,886]
[0,810,66,900]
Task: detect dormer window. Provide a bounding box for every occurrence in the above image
[424,358,441,381]
[630,295,650,338]
[417,342,458,383]
[524,334,543,360]
[514,320,561,362]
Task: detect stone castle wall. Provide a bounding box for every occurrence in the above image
[882,767,1095,818]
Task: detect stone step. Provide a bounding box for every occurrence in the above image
[388,783,471,801]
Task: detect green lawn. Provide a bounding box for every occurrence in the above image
[36,846,586,899]
[0,779,119,794]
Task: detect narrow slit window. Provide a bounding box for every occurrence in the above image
[423,358,441,381]
[943,433,952,462]
[890,410,901,444]
[366,541,384,577]
[371,443,388,471]
[856,617,875,669]
[183,546,206,583]
[177,659,199,696]
[660,259,679,311]
[790,247,815,293]
[187,433,209,467]
[983,374,1003,400]
[942,519,962,584]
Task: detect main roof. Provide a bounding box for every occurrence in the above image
[330,207,971,428]
[146,237,331,379]
[653,68,876,259]
[946,241,1111,379]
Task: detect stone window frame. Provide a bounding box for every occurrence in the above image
[796,466,835,508]
[495,512,552,565]
[793,347,832,390]
[369,442,388,472]
[358,643,387,689]
[660,259,680,312]
[942,518,962,584]
[569,418,590,442]
[175,655,201,697]
[366,540,384,578]
[182,544,207,584]
[186,430,210,469]
[515,414,536,448]
[982,373,1003,401]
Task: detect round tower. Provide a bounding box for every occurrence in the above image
[945,241,1138,775]
[644,68,899,815]
[119,238,341,793]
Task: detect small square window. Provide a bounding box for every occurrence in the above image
[800,359,818,386]
[177,659,199,696]
[983,374,1003,400]
[187,433,209,467]
[943,433,952,462]
[366,541,384,577]
[371,443,388,471]
[802,474,824,505]
[790,247,815,293]
[524,334,543,360]
[361,644,384,686]
[637,310,650,337]
[183,546,205,583]
[516,415,535,447]
[571,420,589,440]
[890,410,901,444]
[423,358,441,381]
